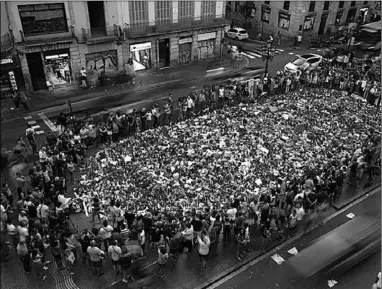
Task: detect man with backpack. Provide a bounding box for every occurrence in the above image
[25,124,37,155]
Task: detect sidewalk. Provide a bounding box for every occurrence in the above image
[1,56,235,122]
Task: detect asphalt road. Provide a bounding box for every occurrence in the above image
[0,47,316,150]
[213,187,381,289]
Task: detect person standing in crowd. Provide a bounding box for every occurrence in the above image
[181,223,193,253]
[156,245,168,277]
[108,240,122,276]
[17,240,31,273]
[99,220,113,251]
[87,240,105,276]
[197,230,210,270]
[80,67,87,88]
[25,124,38,155]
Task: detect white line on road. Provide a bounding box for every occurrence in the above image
[38,112,57,132]
[203,187,380,289]
[288,52,294,55]
[206,67,224,72]
[244,50,262,58]
[240,52,256,59]
[277,49,285,52]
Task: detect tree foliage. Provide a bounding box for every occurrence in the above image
[238,1,257,22]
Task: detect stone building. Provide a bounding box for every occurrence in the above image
[1,1,228,92]
[253,1,377,40]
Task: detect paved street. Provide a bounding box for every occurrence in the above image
[213,187,381,289]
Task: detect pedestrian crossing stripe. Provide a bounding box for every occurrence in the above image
[241,51,257,59]
[277,49,284,52]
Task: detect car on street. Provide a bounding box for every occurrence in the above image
[226,27,249,41]
[284,54,322,73]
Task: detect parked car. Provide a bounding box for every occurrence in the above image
[284,54,323,73]
[226,27,249,40]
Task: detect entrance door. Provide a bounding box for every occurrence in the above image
[158,39,170,68]
[318,13,328,35]
[87,1,106,37]
[179,43,192,64]
[26,52,47,91]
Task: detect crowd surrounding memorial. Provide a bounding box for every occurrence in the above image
[0,49,380,286]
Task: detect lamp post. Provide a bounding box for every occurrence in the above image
[260,41,276,78]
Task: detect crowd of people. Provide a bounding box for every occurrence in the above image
[0,49,380,286]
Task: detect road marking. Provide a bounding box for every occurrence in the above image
[241,51,256,59]
[38,112,57,132]
[277,49,285,52]
[244,50,262,58]
[203,186,380,289]
[288,52,294,55]
[24,115,32,120]
[206,67,224,72]
[189,86,196,89]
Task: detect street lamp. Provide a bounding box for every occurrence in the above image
[261,41,276,78]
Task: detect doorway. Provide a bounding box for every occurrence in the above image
[87,1,106,37]
[26,52,47,91]
[158,39,170,68]
[318,13,328,35]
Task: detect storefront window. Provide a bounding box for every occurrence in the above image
[261,5,271,23]
[18,3,68,36]
[44,51,72,86]
[129,43,151,71]
[346,8,357,23]
[278,12,290,30]
[303,15,315,31]
[335,10,344,25]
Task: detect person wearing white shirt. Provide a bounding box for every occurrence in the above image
[38,147,48,165]
[87,240,104,275]
[138,228,146,253]
[37,202,50,221]
[57,193,71,211]
[226,206,237,222]
[295,203,305,222]
[99,220,113,250]
[181,223,194,253]
[108,240,122,274]
[18,223,29,242]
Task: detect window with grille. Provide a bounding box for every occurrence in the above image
[129,1,148,27]
[323,1,330,10]
[283,1,290,11]
[179,1,194,20]
[309,1,315,12]
[363,1,368,4]
[264,1,270,5]
[155,1,172,24]
[18,3,68,35]
[351,1,356,6]
[338,1,344,9]
[201,1,216,20]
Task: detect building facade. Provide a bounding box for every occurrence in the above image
[1,1,25,96]
[2,1,227,92]
[254,1,378,40]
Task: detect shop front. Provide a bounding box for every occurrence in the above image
[197,32,216,59]
[43,49,73,88]
[129,42,152,71]
[26,48,73,91]
[0,55,24,98]
[178,36,193,64]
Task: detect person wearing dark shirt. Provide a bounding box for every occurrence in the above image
[124,208,135,229]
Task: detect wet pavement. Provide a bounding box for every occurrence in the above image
[215,187,381,289]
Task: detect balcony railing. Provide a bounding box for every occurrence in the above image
[1,33,13,52]
[81,25,120,42]
[125,15,229,38]
[19,30,74,46]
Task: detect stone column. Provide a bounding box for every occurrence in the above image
[19,52,33,92]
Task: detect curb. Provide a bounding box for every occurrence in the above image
[195,185,380,289]
[333,182,381,210]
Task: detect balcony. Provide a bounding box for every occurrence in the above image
[19,30,75,47]
[1,33,13,52]
[81,25,121,44]
[124,15,230,38]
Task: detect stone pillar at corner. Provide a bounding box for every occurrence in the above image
[19,52,33,92]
